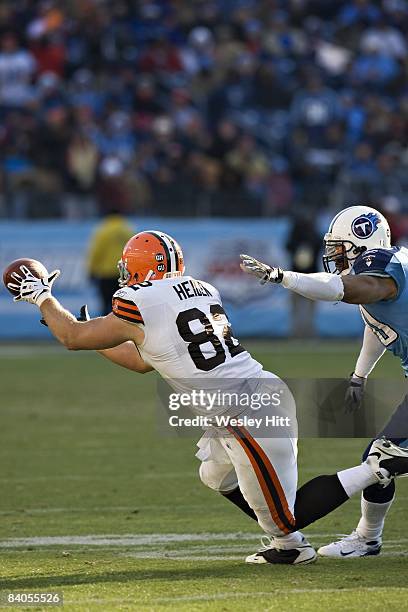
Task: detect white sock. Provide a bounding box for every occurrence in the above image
[272,531,304,549]
[337,463,378,497]
[356,494,395,541]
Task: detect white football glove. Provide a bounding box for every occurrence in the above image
[240,254,284,285]
[344,373,367,414]
[7,265,60,307]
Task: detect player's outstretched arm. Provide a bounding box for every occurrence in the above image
[240,254,397,304]
[42,302,151,372]
[5,263,130,349]
[9,266,151,371]
[40,296,144,351]
[240,253,345,301]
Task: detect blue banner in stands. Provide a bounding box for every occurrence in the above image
[0,219,363,339]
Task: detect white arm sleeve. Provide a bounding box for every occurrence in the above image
[281,271,344,302]
[354,324,386,378]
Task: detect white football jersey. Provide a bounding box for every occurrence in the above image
[112,276,263,412]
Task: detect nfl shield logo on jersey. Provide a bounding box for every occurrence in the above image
[351,212,380,240]
[363,255,374,267]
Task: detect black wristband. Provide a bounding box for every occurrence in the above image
[275,268,284,283]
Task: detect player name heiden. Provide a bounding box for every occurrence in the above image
[168,414,291,428]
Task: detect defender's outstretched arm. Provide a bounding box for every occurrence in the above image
[240,254,397,304]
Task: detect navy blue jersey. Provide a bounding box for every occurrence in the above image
[353,246,408,374]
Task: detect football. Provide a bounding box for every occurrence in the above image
[3,258,48,296]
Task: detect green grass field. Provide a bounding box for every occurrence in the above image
[0,341,407,611]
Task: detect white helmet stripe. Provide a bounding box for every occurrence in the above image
[146,230,176,272]
[161,232,177,271]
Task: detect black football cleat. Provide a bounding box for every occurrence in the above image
[246,535,317,565]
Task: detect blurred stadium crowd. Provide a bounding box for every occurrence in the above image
[0,0,408,226]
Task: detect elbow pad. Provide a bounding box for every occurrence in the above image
[282,271,344,302]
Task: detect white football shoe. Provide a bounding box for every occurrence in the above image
[246,535,317,565]
[318,530,381,558]
[366,438,408,486]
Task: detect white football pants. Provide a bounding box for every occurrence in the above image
[196,381,298,537]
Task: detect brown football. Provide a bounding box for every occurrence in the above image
[3,258,48,296]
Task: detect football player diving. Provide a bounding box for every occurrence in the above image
[241,205,408,558]
[8,227,408,565]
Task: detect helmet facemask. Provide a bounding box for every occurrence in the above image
[323,238,366,275]
[117,259,131,287]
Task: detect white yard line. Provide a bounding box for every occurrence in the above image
[125,552,244,561]
[0,532,257,548]
[1,532,407,549]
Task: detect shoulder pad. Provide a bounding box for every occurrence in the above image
[353,248,399,276]
[112,286,145,325]
[113,281,154,299]
[113,286,136,302]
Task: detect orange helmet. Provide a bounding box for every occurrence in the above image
[118,230,185,286]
